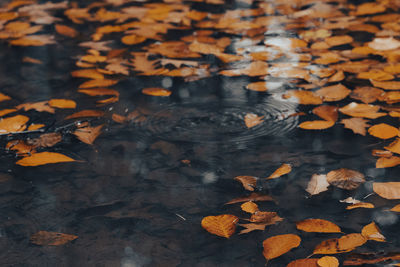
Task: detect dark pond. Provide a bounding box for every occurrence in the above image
[0,0,399,266]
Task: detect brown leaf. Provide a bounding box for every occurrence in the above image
[238,223,268,234]
[48,99,76,109]
[315,84,351,102]
[266,163,292,179]
[296,219,341,233]
[55,24,78,38]
[73,124,103,145]
[65,110,104,120]
[373,182,400,199]
[358,70,394,81]
[224,193,274,205]
[6,140,36,155]
[314,233,367,254]
[325,35,353,47]
[313,105,338,122]
[234,176,258,191]
[368,123,399,139]
[112,113,127,123]
[26,133,62,148]
[241,201,259,214]
[350,87,385,104]
[339,102,386,119]
[282,90,323,105]
[246,81,268,92]
[370,80,400,90]
[340,118,370,136]
[287,258,319,267]
[142,87,171,97]
[17,101,55,113]
[299,120,335,130]
[78,88,119,97]
[201,214,238,238]
[344,252,400,266]
[249,211,283,224]
[361,222,385,242]
[317,256,339,267]
[16,152,75,166]
[244,113,264,128]
[30,231,78,246]
[326,168,365,190]
[121,34,146,45]
[306,174,330,195]
[0,115,29,133]
[376,156,400,168]
[262,234,301,260]
[372,149,393,158]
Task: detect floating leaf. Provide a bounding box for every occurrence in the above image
[65,110,104,120]
[0,93,11,102]
[48,99,76,109]
[266,163,291,179]
[368,37,400,51]
[201,214,238,238]
[79,79,118,89]
[246,82,268,92]
[262,234,301,260]
[30,231,78,246]
[385,138,400,154]
[142,87,171,97]
[376,156,400,168]
[26,133,62,148]
[282,90,323,105]
[314,233,367,254]
[313,106,338,122]
[241,201,259,214]
[249,211,283,224]
[361,222,385,242]
[6,140,36,155]
[71,69,104,80]
[55,24,78,38]
[306,174,330,195]
[224,193,274,205]
[16,152,75,166]
[244,113,264,128]
[368,123,399,139]
[370,80,400,90]
[296,219,341,233]
[343,252,400,266]
[299,120,335,130]
[317,256,339,267]
[325,35,353,47]
[372,149,393,158]
[315,84,351,102]
[287,258,319,267]
[234,176,257,191]
[0,115,29,133]
[373,182,400,199]
[340,118,370,136]
[326,168,365,190]
[238,223,268,234]
[390,204,400,212]
[121,34,146,45]
[350,87,384,104]
[358,70,394,81]
[346,202,374,210]
[73,124,103,145]
[339,102,386,119]
[17,101,55,113]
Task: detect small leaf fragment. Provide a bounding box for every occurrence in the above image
[234,176,257,191]
[244,113,264,128]
[73,124,103,145]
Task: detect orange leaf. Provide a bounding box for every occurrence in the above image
[314,233,367,254]
[340,118,370,136]
[121,34,146,45]
[298,120,335,130]
[249,211,283,224]
[361,222,385,242]
[373,182,400,199]
[368,123,399,139]
[30,231,78,246]
[55,24,78,38]
[339,102,386,119]
[350,87,384,104]
[376,156,400,168]
[201,214,238,238]
[244,113,264,128]
[325,35,353,47]
[78,88,119,97]
[296,219,341,233]
[346,202,374,210]
[0,115,29,133]
[266,163,292,179]
[0,93,11,102]
[370,80,400,90]
[326,168,365,190]
[315,84,351,102]
[65,110,104,120]
[142,87,171,97]
[241,201,259,214]
[234,176,257,191]
[246,81,268,92]
[0,109,17,117]
[48,99,76,109]
[385,138,400,154]
[27,123,45,131]
[17,101,55,113]
[358,70,394,81]
[313,105,338,122]
[262,234,301,260]
[6,140,36,155]
[287,258,319,267]
[16,152,75,166]
[71,69,104,80]
[390,204,400,212]
[73,125,103,145]
[317,256,339,267]
[282,90,323,105]
[78,79,118,89]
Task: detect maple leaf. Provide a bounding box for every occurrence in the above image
[341,118,370,136]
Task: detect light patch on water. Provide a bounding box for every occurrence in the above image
[202,172,218,184]
[161,77,173,88]
[372,210,398,226]
[121,247,150,267]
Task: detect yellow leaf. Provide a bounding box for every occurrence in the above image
[368,123,399,139]
[79,79,118,89]
[71,69,104,80]
[16,152,75,166]
[240,201,259,214]
[296,219,341,233]
[55,24,78,38]
[370,79,400,90]
[385,138,400,154]
[142,87,171,96]
[317,256,339,267]
[245,82,268,92]
[282,90,323,105]
[266,163,292,179]
[30,231,78,246]
[121,34,146,45]
[262,234,301,260]
[48,99,76,109]
[0,93,11,102]
[346,202,374,210]
[339,102,386,119]
[298,120,335,130]
[373,182,400,199]
[0,115,29,133]
[376,156,400,168]
[361,222,385,242]
[201,214,238,238]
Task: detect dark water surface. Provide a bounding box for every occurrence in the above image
[0,0,399,266]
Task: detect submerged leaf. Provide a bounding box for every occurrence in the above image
[30,231,78,246]
[244,113,264,128]
[73,125,103,145]
[142,87,171,97]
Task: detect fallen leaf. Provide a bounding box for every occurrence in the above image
[326,168,365,190]
[299,120,335,130]
[296,219,341,233]
[224,193,274,205]
[246,82,268,92]
[346,202,375,210]
[30,231,78,246]
[361,222,385,242]
[368,37,400,51]
[368,123,399,139]
[10,35,55,46]
[313,106,338,122]
[358,70,394,81]
[249,211,283,224]
[48,99,76,109]
[71,69,104,80]
[314,233,367,254]
[350,87,385,104]
[27,124,45,131]
[325,35,353,47]
[343,252,400,266]
[315,84,351,102]
[16,152,75,166]
[373,182,400,199]
[340,118,370,136]
[234,176,258,191]
[241,201,259,214]
[73,124,103,145]
[238,223,268,234]
[370,80,400,90]
[22,57,42,64]
[55,24,78,38]
[266,163,291,179]
[17,101,55,113]
[6,140,36,155]
[282,90,323,105]
[79,79,118,89]
[384,138,400,154]
[0,93,11,102]
[262,234,301,260]
[317,256,339,267]
[339,102,386,119]
[26,133,62,148]
[121,34,146,45]
[306,174,330,195]
[65,110,104,120]
[0,115,29,133]
[112,113,127,123]
[390,204,400,212]
[0,109,17,117]
[142,87,171,97]
[287,258,319,267]
[376,156,400,168]
[244,113,264,128]
[201,214,238,238]
[78,88,119,97]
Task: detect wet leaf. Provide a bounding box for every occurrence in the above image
[0,93,11,102]
[112,113,127,123]
[339,102,386,119]
[262,234,301,260]
[390,204,400,212]
[78,88,119,97]
[298,120,335,130]
[350,87,385,104]
[346,202,374,210]
[325,35,353,47]
[326,168,365,190]
[317,256,339,267]
[238,223,268,234]
[65,110,104,120]
[266,163,291,179]
[30,231,78,246]
[361,222,385,242]
[224,193,274,205]
[10,35,55,46]
[73,124,103,145]
[340,118,370,136]
[55,24,78,38]
[22,57,42,64]
[370,80,400,90]
[368,37,400,51]
[0,115,29,133]
[358,70,394,81]
[249,211,283,224]
[246,81,268,92]
[384,138,400,154]
[343,252,400,266]
[16,152,75,166]
[282,90,323,105]
[372,149,393,158]
[296,219,341,233]
[368,123,399,139]
[314,233,367,254]
[306,174,330,195]
[6,140,36,155]
[373,182,400,199]
[244,113,264,128]
[287,258,319,267]
[142,87,171,97]
[0,109,17,117]
[27,124,45,131]
[26,133,62,148]
[241,201,259,214]
[234,176,257,191]
[17,101,55,113]
[71,69,104,80]
[376,156,400,168]
[48,99,76,109]
[201,214,238,238]
[315,84,351,102]
[79,79,118,89]
[313,106,338,122]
